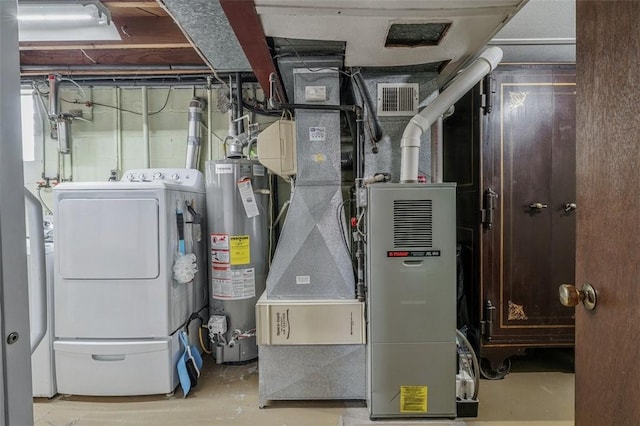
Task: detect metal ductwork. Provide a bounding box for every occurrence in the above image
[160,0,251,72]
[400,47,503,183]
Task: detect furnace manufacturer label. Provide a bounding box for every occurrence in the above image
[387,250,441,257]
[274,309,290,340]
[309,126,326,142]
[230,235,250,265]
[400,386,428,413]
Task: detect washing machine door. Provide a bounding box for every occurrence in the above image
[55,196,168,338]
[57,198,160,279]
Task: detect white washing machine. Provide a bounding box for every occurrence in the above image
[53,169,208,396]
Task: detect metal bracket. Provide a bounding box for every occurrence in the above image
[480,300,496,340]
[481,74,494,115]
[481,188,498,230]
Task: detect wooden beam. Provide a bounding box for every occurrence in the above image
[20,48,205,66]
[20,68,211,77]
[219,0,281,99]
[102,1,161,7]
[20,16,190,51]
[20,43,191,51]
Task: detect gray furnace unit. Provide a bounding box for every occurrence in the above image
[367,183,457,419]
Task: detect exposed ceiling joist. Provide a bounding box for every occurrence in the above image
[19,0,207,75]
[219,0,278,96]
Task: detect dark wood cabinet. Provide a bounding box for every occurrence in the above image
[444,65,576,378]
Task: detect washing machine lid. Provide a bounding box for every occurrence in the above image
[54,169,205,193]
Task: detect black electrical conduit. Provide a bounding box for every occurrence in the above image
[352,72,383,143]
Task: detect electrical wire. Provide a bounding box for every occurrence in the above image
[243,100,282,117]
[199,326,212,355]
[36,188,53,215]
[337,199,351,254]
[281,38,353,77]
[456,329,480,400]
[200,122,225,143]
[60,77,87,99]
[61,87,172,116]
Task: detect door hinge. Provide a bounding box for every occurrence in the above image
[480,300,496,340]
[481,74,494,115]
[481,188,498,230]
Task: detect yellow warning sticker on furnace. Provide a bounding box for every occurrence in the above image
[230,235,250,265]
[400,385,428,413]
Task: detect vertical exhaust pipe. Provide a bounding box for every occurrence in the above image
[400,47,503,183]
[185,97,204,169]
[48,74,60,119]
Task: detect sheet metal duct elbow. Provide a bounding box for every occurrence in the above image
[399,46,503,183]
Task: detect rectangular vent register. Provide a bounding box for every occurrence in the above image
[377,83,419,116]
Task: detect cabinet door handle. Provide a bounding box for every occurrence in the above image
[563,202,577,212]
[529,202,548,210]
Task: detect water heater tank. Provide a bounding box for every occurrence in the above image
[205,159,269,363]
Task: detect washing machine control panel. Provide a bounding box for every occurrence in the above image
[122,168,204,190]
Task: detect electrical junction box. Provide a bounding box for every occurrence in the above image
[257,119,297,179]
[255,292,365,345]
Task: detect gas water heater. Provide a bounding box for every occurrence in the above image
[205,159,269,363]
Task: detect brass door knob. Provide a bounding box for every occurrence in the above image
[559,283,597,310]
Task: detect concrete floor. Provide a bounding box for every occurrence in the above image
[33,349,574,426]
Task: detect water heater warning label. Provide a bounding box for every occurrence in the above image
[400,385,428,413]
[230,235,250,265]
[212,267,255,300]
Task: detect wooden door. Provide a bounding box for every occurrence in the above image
[575,1,640,424]
[480,66,576,368]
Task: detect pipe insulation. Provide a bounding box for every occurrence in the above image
[400,47,503,183]
[185,97,204,169]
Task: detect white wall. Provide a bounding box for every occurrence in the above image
[24,83,272,210]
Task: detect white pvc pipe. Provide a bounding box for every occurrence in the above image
[400,46,503,183]
[142,86,150,168]
[114,88,122,175]
[430,117,443,183]
[207,79,213,161]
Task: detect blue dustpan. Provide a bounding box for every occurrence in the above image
[177,330,203,397]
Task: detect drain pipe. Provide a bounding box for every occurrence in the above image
[400,47,502,183]
[142,86,150,168]
[207,77,213,161]
[430,105,455,183]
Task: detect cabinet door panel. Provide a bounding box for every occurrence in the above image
[482,67,576,345]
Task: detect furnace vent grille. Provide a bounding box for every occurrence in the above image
[393,200,433,248]
[377,83,419,116]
